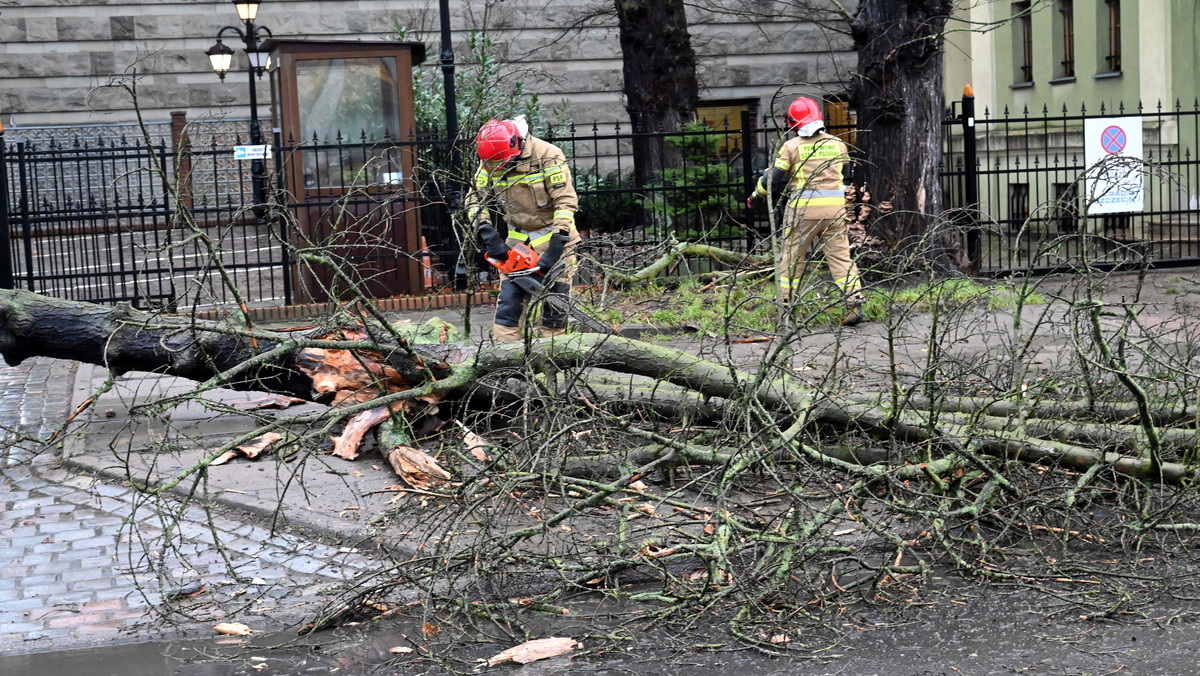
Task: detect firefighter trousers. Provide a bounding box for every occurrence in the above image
[777,204,862,306]
[492,228,581,342]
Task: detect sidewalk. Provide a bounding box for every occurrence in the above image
[0,302,494,654]
[0,360,382,655]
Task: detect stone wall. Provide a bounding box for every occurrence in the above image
[0,0,856,134]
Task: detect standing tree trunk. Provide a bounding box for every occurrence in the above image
[615,0,700,188]
[850,0,963,272]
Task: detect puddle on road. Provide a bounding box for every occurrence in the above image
[4,588,1200,675]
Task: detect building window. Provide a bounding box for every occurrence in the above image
[1009,182,1030,229]
[1012,2,1034,85]
[1101,0,1122,73]
[823,96,857,150]
[1052,182,1079,232]
[1053,0,1075,80]
[696,101,758,160]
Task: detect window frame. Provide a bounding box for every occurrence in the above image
[1101,0,1122,74]
[1012,1,1034,86]
[1053,0,1075,80]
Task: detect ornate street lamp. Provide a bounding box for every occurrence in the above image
[206,0,273,219]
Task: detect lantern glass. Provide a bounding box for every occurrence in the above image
[234,1,261,22]
[206,41,235,74]
[247,50,269,70]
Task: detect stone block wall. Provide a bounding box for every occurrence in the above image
[0,0,855,134]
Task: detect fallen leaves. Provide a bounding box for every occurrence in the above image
[387,446,451,490]
[462,429,493,462]
[485,637,581,666]
[331,406,394,460]
[210,433,285,466]
[213,622,253,636]
[234,395,308,411]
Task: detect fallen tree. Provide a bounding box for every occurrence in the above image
[6,263,1200,652]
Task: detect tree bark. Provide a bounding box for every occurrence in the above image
[850,0,962,271]
[614,0,700,187]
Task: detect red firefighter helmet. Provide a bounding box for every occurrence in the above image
[476,119,522,162]
[785,97,823,132]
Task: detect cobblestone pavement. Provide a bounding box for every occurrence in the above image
[0,356,378,656]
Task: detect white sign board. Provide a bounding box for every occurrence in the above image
[233,144,272,161]
[1083,118,1143,214]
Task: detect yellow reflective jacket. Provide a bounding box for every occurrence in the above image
[754,131,847,214]
[464,135,578,246]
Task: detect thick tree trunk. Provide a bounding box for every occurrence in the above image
[614,0,699,187]
[0,289,451,402]
[850,0,963,271]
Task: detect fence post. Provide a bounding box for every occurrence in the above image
[273,126,292,306]
[962,85,981,271]
[741,109,755,248]
[0,123,12,290]
[170,110,193,211]
[15,141,33,291]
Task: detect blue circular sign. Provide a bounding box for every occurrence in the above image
[1101,125,1127,154]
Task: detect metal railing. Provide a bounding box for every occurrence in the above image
[22,100,1191,307]
[943,96,1200,275]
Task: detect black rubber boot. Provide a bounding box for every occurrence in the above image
[841,305,866,327]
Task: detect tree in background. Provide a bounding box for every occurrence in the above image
[848,0,962,270]
[614,0,700,187]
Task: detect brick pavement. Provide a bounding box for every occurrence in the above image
[0,356,379,656]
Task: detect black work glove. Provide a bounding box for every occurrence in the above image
[476,222,511,262]
[536,228,570,273]
[746,194,765,213]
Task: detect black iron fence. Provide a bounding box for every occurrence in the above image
[0,124,291,310]
[943,96,1200,274]
[0,118,770,309]
[14,100,1194,308]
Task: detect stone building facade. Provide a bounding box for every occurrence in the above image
[0,0,856,135]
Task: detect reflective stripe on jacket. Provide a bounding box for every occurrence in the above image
[463,135,578,233]
[754,131,847,209]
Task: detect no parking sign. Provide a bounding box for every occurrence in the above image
[1083,118,1143,214]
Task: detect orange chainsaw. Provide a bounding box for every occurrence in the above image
[479,226,613,334]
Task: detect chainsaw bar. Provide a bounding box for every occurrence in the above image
[508,275,614,335]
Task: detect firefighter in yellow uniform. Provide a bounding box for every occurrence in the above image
[463,116,581,341]
[748,96,865,326]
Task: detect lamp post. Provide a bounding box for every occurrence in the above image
[206,0,273,220]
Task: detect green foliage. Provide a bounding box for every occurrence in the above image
[398,25,565,138]
[584,273,1048,338]
[640,120,741,241]
[575,169,640,233]
[884,278,1046,312]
